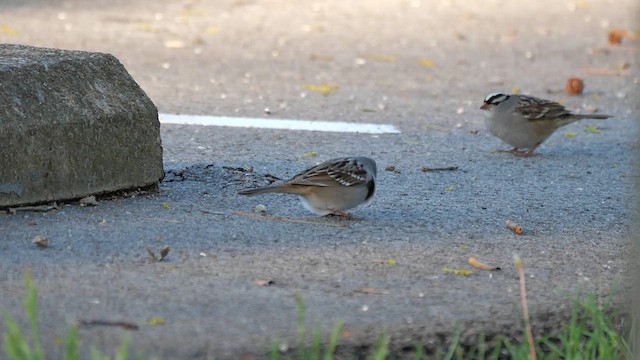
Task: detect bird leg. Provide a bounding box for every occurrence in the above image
[327,210,361,221]
[497,147,539,157]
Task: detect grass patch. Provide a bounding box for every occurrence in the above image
[2,275,633,359]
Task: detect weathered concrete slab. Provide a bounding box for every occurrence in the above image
[0,44,163,207]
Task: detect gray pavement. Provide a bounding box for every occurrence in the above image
[0,0,638,358]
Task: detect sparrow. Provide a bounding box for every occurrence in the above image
[481,93,611,156]
[238,157,377,218]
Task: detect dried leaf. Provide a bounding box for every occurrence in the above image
[362,54,396,63]
[608,29,625,45]
[159,246,170,260]
[79,195,98,207]
[255,279,274,286]
[505,220,524,235]
[418,59,436,68]
[564,132,577,138]
[303,84,338,96]
[32,235,48,248]
[206,27,220,35]
[355,287,386,294]
[468,256,501,271]
[162,203,170,209]
[511,87,521,94]
[164,40,185,49]
[446,186,455,192]
[442,267,472,276]
[302,151,318,158]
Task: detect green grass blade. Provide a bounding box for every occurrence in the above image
[64,325,80,360]
[324,322,344,360]
[443,327,461,360]
[3,314,33,360]
[372,334,390,360]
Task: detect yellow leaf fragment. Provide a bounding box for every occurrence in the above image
[584,126,601,134]
[446,186,455,192]
[302,151,318,158]
[206,27,220,35]
[442,267,472,276]
[387,259,397,266]
[162,203,170,209]
[0,25,18,36]
[564,132,577,138]
[303,84,338,96]
[419,59,436,68]
[362,54,396,63]
[511,87,521,94]
[136,23,157,32]
[164,40,185,49]
[147,317,166,326]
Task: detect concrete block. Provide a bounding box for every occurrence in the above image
[0,44,163,208]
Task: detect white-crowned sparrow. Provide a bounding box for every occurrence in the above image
[481,93,611,156]
[238,157,377,217]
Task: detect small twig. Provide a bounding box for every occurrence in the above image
[145,217,182,223]
[514,255,537,360]
[421,165,459,172]
[77,319,139,330]
[8,202,58,214]
[200,209,226,215]
[231,211,347,227]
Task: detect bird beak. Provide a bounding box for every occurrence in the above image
[480,103,490,110]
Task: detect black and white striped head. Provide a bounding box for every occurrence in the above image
[480,93,510,110]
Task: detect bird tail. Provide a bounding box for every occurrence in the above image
[237,186,288,196]
[573,114,611,120]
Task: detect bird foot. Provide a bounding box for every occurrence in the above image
[497,148,539,157]
[327,210,361,221]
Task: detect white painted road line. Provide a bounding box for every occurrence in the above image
[158,114,401,134]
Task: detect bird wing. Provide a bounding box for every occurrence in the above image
[289,158,369,187]
[515,95,572,121]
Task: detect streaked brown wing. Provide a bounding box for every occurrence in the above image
[516,95,572,121]
[289,158,368,187]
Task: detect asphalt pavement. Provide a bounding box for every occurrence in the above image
[0,0,638,358]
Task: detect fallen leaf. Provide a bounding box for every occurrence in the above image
[136,23,157,32]
[79,195,98,207]
[164,40,185,49]
[564,132,577,138]
[159,246,170,260]
[0,25,18,36]
[206,26,220,35]
[303,84,338,96]
[255,279,274,286]
[511,87,521,94]
[147,317,166,326]
[446,186,455,192]
[584,126,601,134]
[362,54,396,63]
[608,29,626,45]
[442,267,472,276]
[32,235,48,248]
[162,203,170,209]
[468,256,501,271]
[355,287,386,294]
[418,59,436,68]
[505,220,524,235]
[302,151,317,158]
